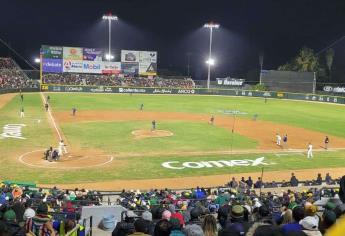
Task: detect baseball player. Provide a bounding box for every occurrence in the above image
[45,103,49,112]
[20,107,25,118]
[276,133,281,146]
[283,134,288,149]
[47,95,50,103]
[58,140,68,156]
[151,120,156,131]
[140,104,144,111]
[252,113,258,121]
[72,107,77,116]
[20,91,23,102]
[209,115,215,125]
[324,136,329,150]
[307,143,313,159]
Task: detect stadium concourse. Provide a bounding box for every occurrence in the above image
[0,176,345,236]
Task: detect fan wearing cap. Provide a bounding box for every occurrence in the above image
[2,209,26,236]
[25,203,56,236]
[112,210,136,236]
[300,216,322,236]
[219,205,250,236]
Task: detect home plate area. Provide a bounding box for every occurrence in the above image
[18,150,113,169]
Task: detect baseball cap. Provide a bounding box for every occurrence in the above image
[3,209,16,221]
[299,216,319,231]
[230,205,244,219]
[142,211,152,221]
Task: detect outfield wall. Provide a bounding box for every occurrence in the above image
[39,84,345,105]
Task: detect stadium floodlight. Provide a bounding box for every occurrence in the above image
[34,58,41,64]
[206,58,215,66]
[105,54,114,60]
[102,13,118,61]
[204,22,220,89]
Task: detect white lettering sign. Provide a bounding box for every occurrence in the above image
[0,124,26,139]
[161,157,272,169]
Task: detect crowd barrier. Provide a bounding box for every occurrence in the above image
[40,84,345,105]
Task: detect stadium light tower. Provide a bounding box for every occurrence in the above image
[34,58,41,64]
[204,22,219,89]
[102,13,118,61]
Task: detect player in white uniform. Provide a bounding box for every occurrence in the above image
[276,133,281,146]
[20,107,25,118]
[307,143,313,158]
[58,140,68,156]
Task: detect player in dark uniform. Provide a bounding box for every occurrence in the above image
[45,103,49,112]
[209,115,215,125]
[47,95,50,103]
[283,134,288,149]
[20,93,23,102]
[140,104,144,111]
[151,120,156,131]
[72,107,77,116]
[252,113,258,121]
[324,136,329,150]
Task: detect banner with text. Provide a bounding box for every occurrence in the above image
[139,51,157,75]
[42,58,63,73]
[63,60,83,73]
[41,45,63,59]
[101,62,121,74]
[83,48,103,61]
[121,50,140,62]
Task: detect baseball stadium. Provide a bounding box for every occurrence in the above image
[1,1,345,236]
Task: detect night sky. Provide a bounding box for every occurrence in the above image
[1,0,345,81]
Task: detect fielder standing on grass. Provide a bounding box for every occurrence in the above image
[72,107,77,116]
[209,115,215,125]
[20,107,24,118]
[324,136,329,150]
[307,142,313,158]
[151,120,156,131]
[140,103,144,111]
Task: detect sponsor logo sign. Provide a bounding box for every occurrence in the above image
[63,60,83,73]
[323,86,333,92]
[153,89,172,94]
[162,157,273,170]
[177,89,195,94]
[83,48,103,61]
[323,86,345,93]
[52,86,61,92]
[118,87,146,93]
[101,62,121,74]
[216,78,244,86]
[121,62,139,76]
[63,47,83,60]
[263,92,271,97]
[90,87,105,93]
[83,61,102,74]
[121,50,140,62]
[139,51,157,75]
[42,58,63,73]
[41,45,63,59]
[0,124,26,139]
[277,92,284,98]
[65,86,83,92]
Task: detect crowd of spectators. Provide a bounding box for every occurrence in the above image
[0,183,102,235]
[42,73,195,89]
[114,175,345,236]
[0,58,35,90]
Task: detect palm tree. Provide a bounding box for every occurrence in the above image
[325,48,335,81]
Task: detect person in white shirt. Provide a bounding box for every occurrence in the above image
[307,143,313,158]
[58,140,68,156]
[276,133,281,146]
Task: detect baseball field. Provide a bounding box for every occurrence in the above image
[1,92,345,190]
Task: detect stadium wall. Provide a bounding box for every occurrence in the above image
[38,84,345,104]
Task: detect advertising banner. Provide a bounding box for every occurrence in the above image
[101,62,121,74]
[83,48,103,61]
[83,61,102,74]
[121,50,139,62]
[63,47,83,60]
[216,77,245,86]
[63,60,83,73]
[41,45,63,59]
[139,51,157,75]
[42,58,63,73]
[121,62,139,76]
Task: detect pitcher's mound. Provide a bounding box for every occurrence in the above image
[132,129,174,139]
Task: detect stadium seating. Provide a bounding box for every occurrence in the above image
[42,73,195,89]
[0,174,344,236]
[0,57,35,90]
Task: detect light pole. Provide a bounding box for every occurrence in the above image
[204,22,219,89]
[102,13,118,61]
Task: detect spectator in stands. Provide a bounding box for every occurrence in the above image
[169,218,184,236]
[319,210,337,234]
[228,177,238,189]
[300,216,322,236]
[246,224,283,236]
[220,205,249,235]
[112,210,136,236]
[129,218,150,236]
[281,206,305,234]
[184,224,203,236]
[325,173,333,185]
[153,219,171,236]
[290,173,299,187]
[1,208,26,235]
[26,203,56,236]
[254,177,263,189]
[23,199,35,220]
[142,211,155,235]
[185,208,202,226]
[202,214,217,236]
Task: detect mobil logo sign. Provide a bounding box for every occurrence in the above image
[83,61,102,74]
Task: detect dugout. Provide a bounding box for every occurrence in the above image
[261,70,315,93]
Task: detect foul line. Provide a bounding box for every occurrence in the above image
[40,92,62,141]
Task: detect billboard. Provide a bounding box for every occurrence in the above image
[101,62,121,74]
[83,61,102,74]
[41,45,63,59]
[83,48,103,61]
[121,62,139,76]
[63,47,83,60]
[63,60,83,73]
[139,51,157,75]
[42,58,63,73]
[121,50,139,62]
